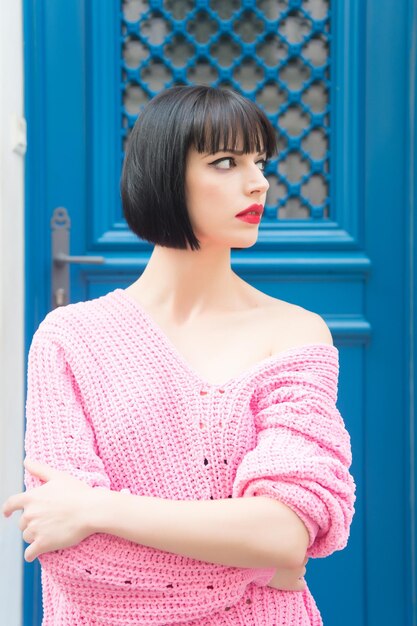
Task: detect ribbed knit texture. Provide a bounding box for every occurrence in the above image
[24,288,356,626]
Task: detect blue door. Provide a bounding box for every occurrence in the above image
[23,1,415,624]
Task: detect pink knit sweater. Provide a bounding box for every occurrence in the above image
[24,288,356,626]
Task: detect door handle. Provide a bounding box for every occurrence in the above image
[51,207,105,308]
[54,253,105,265]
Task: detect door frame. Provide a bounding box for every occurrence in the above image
[407,0,417,622]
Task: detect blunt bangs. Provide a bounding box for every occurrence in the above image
[120,85,278,251]
[189,89,277,159]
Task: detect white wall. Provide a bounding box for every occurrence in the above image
[0,0,25,624]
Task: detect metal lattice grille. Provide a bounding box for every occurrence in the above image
[121,0,330,221]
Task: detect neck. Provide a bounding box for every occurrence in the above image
[130,244,243,322]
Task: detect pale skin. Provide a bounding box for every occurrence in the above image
[2,140,334,592]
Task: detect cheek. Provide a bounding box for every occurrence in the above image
[188,172,222,203]
[186,172,225,224]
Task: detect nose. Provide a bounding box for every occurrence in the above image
[245,163,270,197]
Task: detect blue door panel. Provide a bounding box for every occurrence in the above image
[22,1,414,624]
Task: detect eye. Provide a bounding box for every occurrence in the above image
[256,158,267,172]
[210,157,235,170]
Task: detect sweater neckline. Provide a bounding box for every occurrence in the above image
[113,287,338,390]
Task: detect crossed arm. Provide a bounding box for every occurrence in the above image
[2,458,309,571]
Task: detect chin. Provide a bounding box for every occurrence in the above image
[229,234,258,249]
[197,230,259,249]
[233,233,259,247]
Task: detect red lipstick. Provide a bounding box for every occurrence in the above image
[235,204,264,224]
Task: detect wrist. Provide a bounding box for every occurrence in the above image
[87,486,118,535]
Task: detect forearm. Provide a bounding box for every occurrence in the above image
[90,490,309,570]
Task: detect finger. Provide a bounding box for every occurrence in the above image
[2,493,26,517]
[18,514,28,532]
[22,527,34,544]
[24,458,56,482]
[24,541,41,563]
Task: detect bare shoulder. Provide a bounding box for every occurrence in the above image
[237,278,333,353]
[264,298,333,354]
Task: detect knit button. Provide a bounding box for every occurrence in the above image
[203,458,209,466]
[225,606,231,611]
[246,598,252,604]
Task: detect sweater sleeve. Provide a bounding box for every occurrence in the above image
[23,328,162,594]
[232,345,356,559]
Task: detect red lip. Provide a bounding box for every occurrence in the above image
[235,204,264,217]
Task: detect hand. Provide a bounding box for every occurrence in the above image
[2,458,98,562]
[267,556,309,592]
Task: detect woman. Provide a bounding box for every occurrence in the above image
[3,85,356,625]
